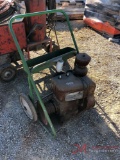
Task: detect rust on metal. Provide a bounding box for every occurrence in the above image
[74,65,88,77]
[51,73,96,102]
[51,73,84,101]
[0,22,27,55]
[24,0,46,42]
[75,53,91,66]
[74,53,91,76]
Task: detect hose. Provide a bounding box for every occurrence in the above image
[0,0,16,24]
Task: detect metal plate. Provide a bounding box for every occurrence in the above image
[65,91,83,101]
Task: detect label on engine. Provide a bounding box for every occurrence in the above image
[65,91,83,101]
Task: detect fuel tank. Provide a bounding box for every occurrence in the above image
[51,72,96,103]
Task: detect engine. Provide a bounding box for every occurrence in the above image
[38,53,96,125]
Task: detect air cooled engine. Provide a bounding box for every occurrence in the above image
[38,53,96,124]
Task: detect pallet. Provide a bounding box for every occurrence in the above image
[56,0,85,20]
[85,0,120,30]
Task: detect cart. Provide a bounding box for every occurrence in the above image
[9,9,79,136]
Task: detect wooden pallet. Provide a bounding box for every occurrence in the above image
[56,0,85,20]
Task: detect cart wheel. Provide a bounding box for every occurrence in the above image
[19,93,38,122]
[0,65,16,82]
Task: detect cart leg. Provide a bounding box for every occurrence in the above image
[28,77,34,102]
[30,77,56,136]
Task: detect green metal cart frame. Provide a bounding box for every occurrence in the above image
[9,9,79,136]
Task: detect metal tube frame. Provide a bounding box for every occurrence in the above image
[9,9,79,136]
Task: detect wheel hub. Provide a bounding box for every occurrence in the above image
[20,98,33,120]
[19,94,38,122]
[0,65,16,82]
[4,70,12,78]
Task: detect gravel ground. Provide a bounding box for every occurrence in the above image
[0,21,120,160]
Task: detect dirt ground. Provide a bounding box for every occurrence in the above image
[0,21,120,160]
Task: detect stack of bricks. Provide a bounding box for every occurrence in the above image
[56,0,85,20]
[84,0,120,30]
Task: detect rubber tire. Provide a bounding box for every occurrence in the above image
[19,93,38,122]
[0,65,16,82]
